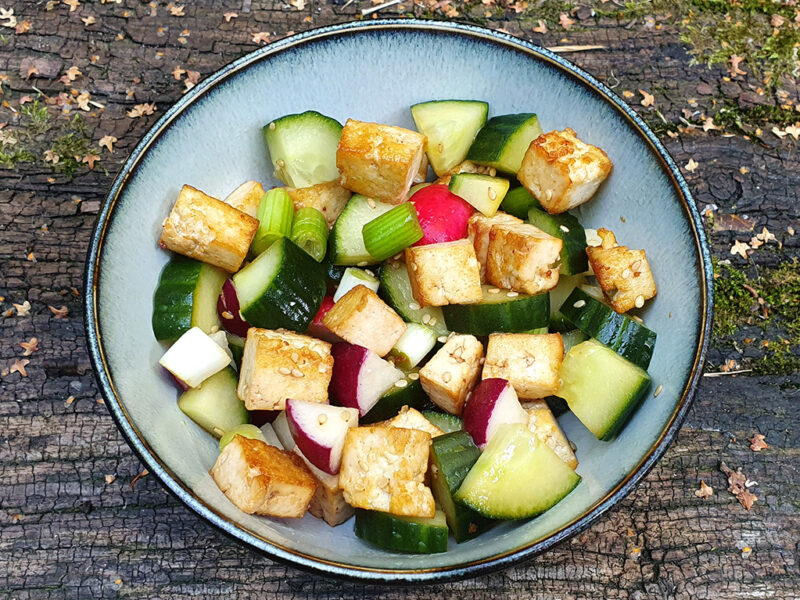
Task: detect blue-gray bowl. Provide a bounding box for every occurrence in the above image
[84,20,713,583]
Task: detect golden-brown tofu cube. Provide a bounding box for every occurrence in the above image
[483,333,563,399]
[404,240,483,307]
[237,328,333,410]
[485,222,562,294]
[160,185,259,273]
[294,448,355,526]
[336,119,427,204]
[223,180,265,218]
[286,181,352,229]
[322,285,406,357]
[586,228,657,313]
[210,435,316,518]
[339,426,435,518]
[522,400,578,469]
[433,160,497,185]
[419,334,484,415]
[518,128,613,215]
[380,406,445,438]
[467,211,524,282]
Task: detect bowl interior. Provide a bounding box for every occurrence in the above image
[93,23,705,577]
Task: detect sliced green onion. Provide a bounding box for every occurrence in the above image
[388,322,437,370]
[251,188,294,256]
[290,206,328,262]
[362,202,423,261]
[333,267,379,302]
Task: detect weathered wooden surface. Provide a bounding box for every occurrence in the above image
[1,1,798,598]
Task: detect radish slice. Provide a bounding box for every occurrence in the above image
[329,342,403,416]
[306,295,341,343]
[462,378,528,449]
[217,278,251,337]
[159,327,232,388]
[286,399,359,474]
[409,184,475,246]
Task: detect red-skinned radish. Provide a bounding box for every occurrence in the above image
[462,378,528,449]
[305,295,341,343]
[217,279,251,337]
[329,342,403,416]
[409,184,475,246]
[285,399,359,474]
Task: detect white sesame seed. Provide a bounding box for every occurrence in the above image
[357,261,369,267]
[559,225,570,233]
[488,167,497,177]
[394,379,408,388]
[422,314,431,324]
[488,187,497,200]
[506,291,519,298]
[318,414,328,425]
[635,295,645,308]
[411,263,418,271]
[622,269,632,279]
[221,311,234,320]
[292,369,304,378]
[488,287,501,294]
[278,367,291,375]
[366,197,377,209]
[437,336,448,344]
[442,371,452,383]
[429,317,437,326]
[276,159,285,168]
[409,302,420,310]
[573,299,586,308]
[291,352,300,362]
[364,269,374,277]
[631,260,642,271]
[268,122,276,130]
[653,384,663,397]
[408,372,419,380]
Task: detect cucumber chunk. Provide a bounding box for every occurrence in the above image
[455,423,580,520]
[218,424,266,451]
[233,237,326,332]
[263,110,342,188]
[360,373,430,424]
[354,508,449,554]
[557,339,652,440]
[379,259,447,335]
[527,206,588,276]
[177,367,250,439]
[560,329,589,355]
[441,285,549,336]
[431,431,495,542]
[422,411,462,434]
[549,274,586,331]
[449,173,510,216]
[466,113,543,174]
[411,100,489,176]
[559,288,657,370]
[500,186,541,219]
[328,194,395,266]
[152,256,227,342]
[333,267,380,302]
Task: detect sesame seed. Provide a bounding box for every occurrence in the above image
[442,371,452,383]
[366,197,377,209]
[409,301,420,310]
[268,122,276,130]
[573,299,586,308]
[318,414,328,425]
[411,263,418,271]
[635,295,645,308]
[622,269,632,279]
[278,367,291,375]
[276,159,285,168]
[422,314,431,324]
[631,260,642,271]
[221,311,234,320]
[488,287,501,294]
[559,225,570,233]
[507,291,519,298]
[364,269,374,277]
[653,384,663,397]
[291,353,300,362]
[488,187,497,200]
[292,368,304,378]
[394,379,408,388]
[488,168,497,177]
[357,261,369,267]
[318,364,328,373]
[437,336,448,344]
[429,317,437,326]
[408,372,420,380]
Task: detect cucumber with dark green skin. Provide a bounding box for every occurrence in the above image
[354,508,449,554]
[441,286,549,335]
[559,288,656,370]
[431,432,495,542]
[232,237,326,332]
[527,206,588,276]
[360,375,429,424]
[152,255,227,341]
[379,259,448,335]
[227,333,245,370]
[466,113,542,174]
[177,367,250,439]
[422,411,462,433]
[500,186,541,220]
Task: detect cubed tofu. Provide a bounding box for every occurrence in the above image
[518,128,613,215]
[485,222,562,294]
[483,333,563,399]
[522,400,578,469]
[381,406,445,438]
[339,426,435,518]
[160,185,259,273]
[322,285,406,356]
[586,228,657,313]
[336,119,427,204]
[286,181,352,229]
[294,448,355,526]
[433,160,497,186]
[210,435,316,518]
[419,334,484,415]
[237,328,333,410]
[223,180,265,218]
[404,240,483,307]
[413,153,429,185]
[467,211,524,282]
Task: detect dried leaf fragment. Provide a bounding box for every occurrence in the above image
[685,158,699,172]
[15,19,30,34]
[13,301,31,316]
[9,358,30,377]
[533,20,547,33]
[729,54,747,77]
[639,89,655,107]
[63,0,80,12]
[127,102,156,118]
[105,474,116,484]
[19,337,39,356]
[169,4,185,16]
[172,65,186,80]
[223,12,238,22]
[559,13,575,30]
[99,135,117,152]
[130,469,150,488]
[251,31,271,44]
[730,240,750,259]
[81,154,100,169]
[49,304,69,318]
[749,433,768,452]
[720,462,757,510]
[695,480,713,499]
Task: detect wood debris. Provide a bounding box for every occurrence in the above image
[749,434,769,452]
[19,338,39,356]
[720,462,758,510]
[9,358,30,377]
[695,480,713,499]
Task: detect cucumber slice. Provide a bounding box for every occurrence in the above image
[466,114,542,174]
[411,100,489,176]
[177,367,250,438]
[226,333,245,370]
[263,111,342,188]
[449,173,510,216]
[527,206,588,276]
[557,339,652,440]
[152,256,227,341]
[455,423,580,519]
[561,329,588,355]
[422,411,462,434]
[441,285,549,336]
[328,194,395,266]
[354,508,448,554]
[360,373,429,424]
[388,323,438,370]
[549,274,585,331]
[333,267,380,302]
[559,288,657,370]
[233,237,326,332]
[500,186,541,219]
[379,259,447,335]
[430,432,495,542]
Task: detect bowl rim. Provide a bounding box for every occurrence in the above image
[83,18,714,584]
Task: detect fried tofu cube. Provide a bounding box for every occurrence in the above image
[336,119,427,204]
[404,240,483,307]
[160,185,259,273]
[485,222,562,294]
[294,448,355,526]
[467,211,524,282]
[433,160,497,185]
[381,406,445,438]
[518,128,613,215]
[522,400,578,469]
[223,180,265,218]
[339,426,435,518]
[586,228,657,313]
[286,181,352,229]
[210,435,316,518]
[419,334,484,415]
[322,285,406,356]
[483,333,563,399]
[413,153,429,185]
[237,328,333,410]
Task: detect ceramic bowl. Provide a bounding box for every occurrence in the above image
[84,20,713,583]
